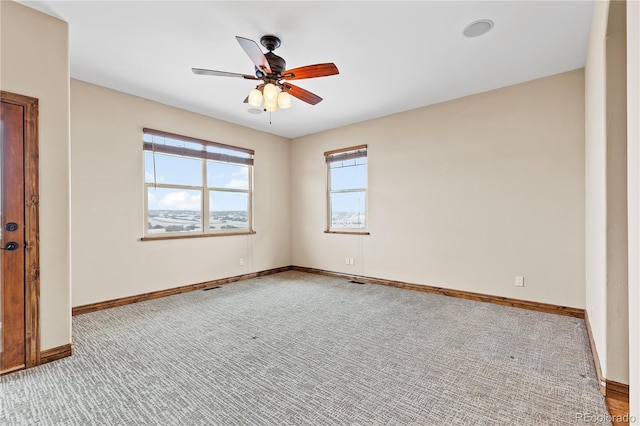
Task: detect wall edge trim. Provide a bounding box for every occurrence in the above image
[75,265,587,318]
[39,344,73,365]
[291,266,585,318]
[72,266,291,316]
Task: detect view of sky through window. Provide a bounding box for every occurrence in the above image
[329,156,367,229]
[145,153,249,212]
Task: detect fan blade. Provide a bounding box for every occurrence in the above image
[236,36,272,74]
[282,63,339,80]
[281,83,323,105]
[192,68,258,79]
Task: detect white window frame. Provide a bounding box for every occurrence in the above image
[143,128,254,239]
[325,145,369,234]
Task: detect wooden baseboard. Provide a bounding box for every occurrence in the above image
[72,266,291,316]
[40,343,73,365]
[605,380,630,402]
[73,265,586,319]
[1,364,26,375]
[291,266,585,318]
[605,380,630,425]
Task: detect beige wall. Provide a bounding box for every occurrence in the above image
[70,80,290,306]
[605,0,630,384]
[291,70,585,308]
[626,0,640,420]
[585,0,630,386]
[0,1,71,350]
[585,0,609,384]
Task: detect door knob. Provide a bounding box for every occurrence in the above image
[5,222,18,232]
[0,242,19,251]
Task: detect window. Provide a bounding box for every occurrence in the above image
[143,128,253,238]
[325,145,368,233]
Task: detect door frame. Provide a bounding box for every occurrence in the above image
[1,90,40,368]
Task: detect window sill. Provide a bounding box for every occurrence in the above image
[141,231,256,241]
[324,230,370,236]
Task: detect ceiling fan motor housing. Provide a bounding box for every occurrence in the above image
[263,52,286,75]
[255,35,286,77]
[260,35,281,51]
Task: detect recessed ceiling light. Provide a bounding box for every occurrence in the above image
[463,19,494,38]
[247,108,263,114]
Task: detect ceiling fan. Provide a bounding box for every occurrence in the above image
[192,35,339,111]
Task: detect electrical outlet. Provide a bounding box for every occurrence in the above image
[350,258,355,265]
[345,257,350,265]
[239,258,244,266]
[515,276,524,287]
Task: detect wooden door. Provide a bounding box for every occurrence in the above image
[1,99,26,372]
[1,91,40,374]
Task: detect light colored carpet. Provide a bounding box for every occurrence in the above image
[1,271,609,425]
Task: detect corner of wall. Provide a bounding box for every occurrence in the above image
[626,0,640,421]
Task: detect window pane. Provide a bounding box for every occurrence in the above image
[207,161,249,190]
[145,152,202,186]
[330,191,366,229]
[330,161,367,191]
[209,191,249,230]
[147,187,202,234]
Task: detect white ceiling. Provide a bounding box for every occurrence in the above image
[21,1,594,139]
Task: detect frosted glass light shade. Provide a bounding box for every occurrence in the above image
[248,89,263,107]
[263,83,278,102]
[264,98,278,112]
[278,91,292,109]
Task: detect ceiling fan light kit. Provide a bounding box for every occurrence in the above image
[263,83,278,102]
[248,88,263,106]
[278,91,292,109]
[192,34,339,115]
